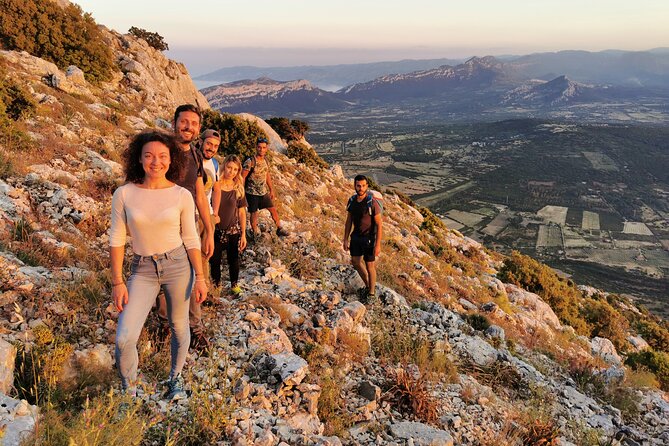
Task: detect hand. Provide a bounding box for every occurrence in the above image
[269,190,275,201]
[113,284,128,312]
[193,280,208,304]
[343,239,349,251]
[239,235,247,251]
[374,244,381,257]
[214,215,221,224]
[202,231,214,260]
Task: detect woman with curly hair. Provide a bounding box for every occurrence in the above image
[109,130,207,400]
[210,154,248,296]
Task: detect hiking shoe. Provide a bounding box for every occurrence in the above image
[165,374,187,401]
[189,328,211,353]
[276,226,289,237]
[230,284,243,296]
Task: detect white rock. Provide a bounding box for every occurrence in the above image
[389,421,454,446]
[0,393,38,446]
[271,353,309,386]
[590,337,622,365]
[0,338,16,393]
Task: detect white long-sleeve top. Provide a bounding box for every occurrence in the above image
[109,183,200,255]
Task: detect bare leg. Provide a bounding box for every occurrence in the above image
[267,206,281,228]
[351,256,369,289]
[250,211,259,233]
[366,261,377,295]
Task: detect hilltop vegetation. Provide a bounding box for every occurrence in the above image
[0,0,115,82]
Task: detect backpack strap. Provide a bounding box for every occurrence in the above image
[366,191,375,216]
[211,158,219,181]
[346,194,356,212]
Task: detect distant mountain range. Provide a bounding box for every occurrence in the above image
[195,57,466,91]
[201,77,349,114]
[201,50,669,118]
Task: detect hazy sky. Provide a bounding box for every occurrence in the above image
[75,0,668,74]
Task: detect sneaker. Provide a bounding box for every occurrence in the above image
[165,374,187,401]
[276,226,289,237]
[189,328,211,353]
[230,284,243,296]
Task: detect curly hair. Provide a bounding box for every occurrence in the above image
[123,130,185,184]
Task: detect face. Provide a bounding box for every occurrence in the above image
[201,137,220,160]
[140,141,171,180]
[173,110,201,145]
[256,142,269,156]
[354,179,368,196]
[222,161,240,180]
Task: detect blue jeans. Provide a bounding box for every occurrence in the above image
[115,245,193,389]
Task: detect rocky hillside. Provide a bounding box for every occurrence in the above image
[1,16,669,446]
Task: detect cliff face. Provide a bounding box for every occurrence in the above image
[0,23,668,446]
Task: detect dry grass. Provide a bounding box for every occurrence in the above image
[383,366,439,424]
[369,307,459,382]
[26,391,153,446]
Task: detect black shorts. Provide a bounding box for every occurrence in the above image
[350,233,375,262]
[247,193,274,213]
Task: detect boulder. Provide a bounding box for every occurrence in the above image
[358,380,381,401]
[65,65,86,84]
[485,325,505,341]
[0,338,16,393]
[590,337,622,365]
[0,393,38,446]
[271,353,309,387]
[389,421,454,446]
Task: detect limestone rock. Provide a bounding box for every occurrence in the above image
[236,113,287,153]
[0,393,38,446]
[390,421,454,446]
[0,338,16,393]
[591,337,622,365]
[271,353,309,387]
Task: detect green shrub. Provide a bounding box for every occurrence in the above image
[625,350,669,391]
[286,141,328,168]
[635,319,669,353]
[0,76,37,121]
[419,207,446,234]
[128,26,169,51]
[580,297,630,352]
[467,313,491,331]
[266,117,310,141]
[0,0,115,82]
[200,109,266,161]
[499,251,589,334]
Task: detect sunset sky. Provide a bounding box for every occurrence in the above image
[75,0,669,74]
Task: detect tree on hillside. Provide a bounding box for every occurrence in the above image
[128,26,169,51]
[200,109,267,161]
[266,117,310,141]
[0,0,115,82]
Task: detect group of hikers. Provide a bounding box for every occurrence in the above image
[109,104,383,400]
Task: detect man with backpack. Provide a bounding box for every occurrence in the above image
[242,137,289,240]
[343,174,383,303]
[155,104,214,352]
[197,129,221,287]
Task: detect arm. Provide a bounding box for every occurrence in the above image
[181,190,207,303]
[343,212,352,251]
[211,181,221,224]
[187,248,207,303]
[238,206,247,251]
[109,188,128,311]
[110,246,128,312]
[373,213,383,257]
[195,177,214,259]
[266,170,275,200]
